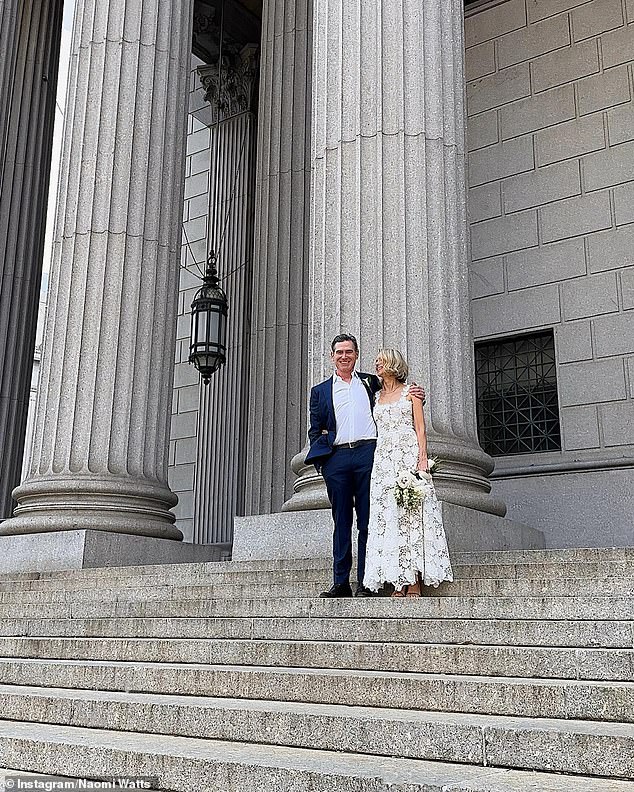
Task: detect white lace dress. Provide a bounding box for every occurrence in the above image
[363,385,453,592]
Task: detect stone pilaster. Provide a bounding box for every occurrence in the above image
[1,0,194,538]
[244,0,312,516]
[193,50,258,544]
[0,0,63,520]
[284,0,505,517]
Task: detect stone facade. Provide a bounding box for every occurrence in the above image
[166,0,633,549]
[3,0,633,558]
[465,0,634,546]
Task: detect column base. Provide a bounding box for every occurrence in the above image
[1,476,182,540]
[233,503,544,562]
[282,446,508,517]
[281,449,330,512]
[0,529,229,574]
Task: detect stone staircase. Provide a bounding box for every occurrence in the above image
[0,548,632,790]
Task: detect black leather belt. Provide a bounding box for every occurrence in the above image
[333,439,376,449]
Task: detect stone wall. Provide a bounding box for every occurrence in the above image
[465,0,634,546]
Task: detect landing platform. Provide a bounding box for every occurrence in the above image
[0,529,227,574]
[233,503,544,562]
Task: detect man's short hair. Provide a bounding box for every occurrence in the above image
[331,333,359,354]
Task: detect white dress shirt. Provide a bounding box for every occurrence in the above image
[333,371,377,445]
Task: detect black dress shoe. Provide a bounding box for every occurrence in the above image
[354,584,374,598]
[319,583,353,598]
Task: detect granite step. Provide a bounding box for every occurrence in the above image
[1,684,632,778]
[0,557,332,583]
[0,545,631,585]
[0,566,329,592]
[0,581,327,603]
[0,636,630,681]
[2,594,630,621]
[0,720,632,791]
[430,576,634,597]
[1,615,630,647]
[0,658,631,722]
[1,575,633,601]
[451,547,634,564]
[453,559,634,581]
[0,554,632,589]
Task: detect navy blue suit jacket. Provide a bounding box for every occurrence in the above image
[305,372,381,470]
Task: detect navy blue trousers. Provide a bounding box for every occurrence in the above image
[321,441,376,586]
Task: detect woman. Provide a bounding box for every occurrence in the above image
[363,349,453,596]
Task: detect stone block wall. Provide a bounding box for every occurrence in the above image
[168,56,210,543]
[465,0,634,546]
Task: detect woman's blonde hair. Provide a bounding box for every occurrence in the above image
[377,348,408,383]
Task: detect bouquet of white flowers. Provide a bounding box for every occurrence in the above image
[394,469,430,512]
[394,458,441,512]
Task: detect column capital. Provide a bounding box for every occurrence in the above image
[198,44,259,121]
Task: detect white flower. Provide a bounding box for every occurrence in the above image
[396,470,414,488]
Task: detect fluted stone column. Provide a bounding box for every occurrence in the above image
[194,50,258,544]
[244,0,312,515]
[284,0,505,517]
[0,0,20,178]
[0,0,63,520]
[1,0,194,538]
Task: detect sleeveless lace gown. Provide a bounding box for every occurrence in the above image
[363,385,453,592]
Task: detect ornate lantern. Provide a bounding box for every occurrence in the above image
[188,252,228,383]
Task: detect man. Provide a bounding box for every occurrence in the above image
[305,334,424,598]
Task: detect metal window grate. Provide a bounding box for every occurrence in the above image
[475,331,561,456]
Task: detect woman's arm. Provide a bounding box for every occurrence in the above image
[411,392,429,471]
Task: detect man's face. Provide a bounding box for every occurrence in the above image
[331,341,358,376]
